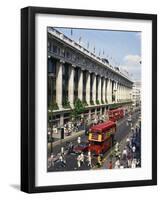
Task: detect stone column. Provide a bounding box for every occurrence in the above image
[102,77,106,104]
[117,83,120,102]
[106,78,109,103]
[88,109,91,121]
[92,73,96,104]
[125,87,128,99]
[120,85,122,100]
[86,71,90,105]
[123,86,125,100]
[105,78,108,103]
[78,69,83,101]
[56,60,63,109]
[114,82,117,103]
[60,113,64,126]
[107,79,112,104]
[98,76,101,104]
[68,65,74,108]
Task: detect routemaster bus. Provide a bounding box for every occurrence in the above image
[88,121,116,155]
[108,108,124,122]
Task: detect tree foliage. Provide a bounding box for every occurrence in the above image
[70,98,85,121]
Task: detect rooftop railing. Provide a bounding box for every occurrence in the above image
[48,27,132,83]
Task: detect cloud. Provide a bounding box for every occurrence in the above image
[120,54,142,81]
[124,54,141,65]
[120,64,141,81]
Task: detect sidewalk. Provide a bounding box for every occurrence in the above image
[52,129,85,148]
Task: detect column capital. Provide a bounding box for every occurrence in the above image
[72,64,76,68]
[59,59,65,64]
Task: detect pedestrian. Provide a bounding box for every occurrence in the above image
[87,151,92,167]
[115,150,121,159]
[68,142,74,154]
[80,152,84,165]
[77,136,81,146]
[114,158,120,169]
[97,155,102,167]
[126,137,130,146]
[136,159,140,167]
[132,145,136,155]
[59,153,66,167]
[131,127,134,134]
[127,158,131,168]
[108,160,113,169]
[122,147,127,160]
[94,118,97,125]
[61,146,64,154]
[132,145,136,158]
[115,142,120,152]
[77,154,81,168]
[131,159,137,168]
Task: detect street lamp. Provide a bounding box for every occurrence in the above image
[60,127,64,150]
[48,131,53,155]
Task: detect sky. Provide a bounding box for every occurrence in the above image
[55,27,141,81]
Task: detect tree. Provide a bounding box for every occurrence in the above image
[70,98,85,122]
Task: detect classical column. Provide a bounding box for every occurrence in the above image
[123,86,125,100]
[107,79,112,104]
[60,113,64,126]
[92,73,96,104]
[88,109,91,121]
[117,83,120,102]
[122,85,124,100]
[114,82,117,103]
[102,77,106,104]
[56,60,63,109]
[98,76,101,104]
[125,87,128,100]
[106,78,109,103]
[120,85,122,100]
[122,86,123,100]
[86,71,90,105]
[105,78,108,103]
[104,106,107,115]
[78,69,83,101]
[68,65,74,108]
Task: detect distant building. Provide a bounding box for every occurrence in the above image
[132,81,141,107]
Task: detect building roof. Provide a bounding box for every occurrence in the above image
[48,27,133,84]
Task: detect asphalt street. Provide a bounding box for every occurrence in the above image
[48,111,140,172]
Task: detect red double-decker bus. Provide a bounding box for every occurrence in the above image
[88,121,116,155]
[108,108,124,122]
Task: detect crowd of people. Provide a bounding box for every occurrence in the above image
[111,123,141,169]
[51,113,107,137]
[48,109,141,171]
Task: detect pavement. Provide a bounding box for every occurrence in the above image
[50,129,85,148]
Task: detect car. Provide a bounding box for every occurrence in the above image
[73,142,89,153]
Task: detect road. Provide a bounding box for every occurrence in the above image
[48,111,140,172]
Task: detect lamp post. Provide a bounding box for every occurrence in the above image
[60,127,64,150]
[48,131,53,155]
[48,108,54,155]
